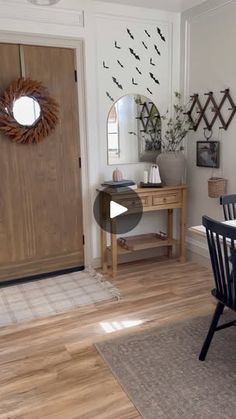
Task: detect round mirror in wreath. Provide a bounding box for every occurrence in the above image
[13,96,41,127]
[0,78,59,144]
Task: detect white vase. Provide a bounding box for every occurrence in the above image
[156,151,186,186]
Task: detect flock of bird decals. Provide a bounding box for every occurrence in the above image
[104,26,166,101]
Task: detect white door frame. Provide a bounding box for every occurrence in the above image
[0,32,92,267]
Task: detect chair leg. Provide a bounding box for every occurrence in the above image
[199,302,224,361]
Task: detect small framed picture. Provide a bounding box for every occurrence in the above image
[196,141,220,168]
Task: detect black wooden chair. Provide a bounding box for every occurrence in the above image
[220,193,236,220]
[199,215,236,361]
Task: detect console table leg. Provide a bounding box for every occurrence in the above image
[110,219,117,277]
[101,222,108,273]
[179,189,187,262]
[167,209,173,258]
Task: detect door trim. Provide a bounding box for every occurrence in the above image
[0,33,91,267]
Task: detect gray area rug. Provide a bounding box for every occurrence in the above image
[0,269,120,327]
[96,313,236,419]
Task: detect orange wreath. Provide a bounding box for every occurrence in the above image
[0,78,59,144]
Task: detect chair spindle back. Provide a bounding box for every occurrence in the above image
[220,194,236,221]
[203,216,236,310]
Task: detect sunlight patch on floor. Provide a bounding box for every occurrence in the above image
[100,320,143,333]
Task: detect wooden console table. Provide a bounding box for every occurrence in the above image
[98,185,187,277]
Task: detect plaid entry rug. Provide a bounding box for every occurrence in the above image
[0,269,120,327]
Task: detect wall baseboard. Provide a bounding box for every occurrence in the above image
[186,235,210,268]
[91,247,169,269]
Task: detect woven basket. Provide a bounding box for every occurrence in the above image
[208,177,227,198]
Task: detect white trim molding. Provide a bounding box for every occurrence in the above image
[182,0,235,22]
[180,0,236,265]
[0,0,84,27]
[181,0,236,99]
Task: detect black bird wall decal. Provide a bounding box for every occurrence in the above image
[142,41,148,50]
[106,92,114,102]
[147,88,153,95]
[129,48,140,60]
[144,29,151,38]
[157,27,166,42]
[136,67,142,75]
[112,76,123,90]
[132,77,138,86]
[128,131,137,135]
[149,72,160,84]
[115,41,121,49]
[127,28,134,40]
[117,60,124,68]
[150,58,155,66]
[103,61,109,69]
[154,45,161,55]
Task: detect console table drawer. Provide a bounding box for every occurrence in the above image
[152,191,181,206]
[140,195,152,207]
[116,194,151,209]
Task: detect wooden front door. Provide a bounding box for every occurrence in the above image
[0,43,84,282]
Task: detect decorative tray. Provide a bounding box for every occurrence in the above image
[140,182,162,188]
[118,233,168,251]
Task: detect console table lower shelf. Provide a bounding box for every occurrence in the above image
[117,233,177,252]
[107,234,177,255]
[98,185,187,277]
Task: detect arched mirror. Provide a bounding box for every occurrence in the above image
[107,94,161,165]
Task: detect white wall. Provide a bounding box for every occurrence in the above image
[181,0,236,257]
[0,0,180,265]
[92,2,181,262]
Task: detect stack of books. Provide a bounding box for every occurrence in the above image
[102,180,137,190]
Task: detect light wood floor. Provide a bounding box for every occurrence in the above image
[0,258,215,419]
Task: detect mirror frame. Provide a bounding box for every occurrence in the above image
[0,78,59,144]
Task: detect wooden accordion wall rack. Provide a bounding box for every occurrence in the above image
[186,88,236,132]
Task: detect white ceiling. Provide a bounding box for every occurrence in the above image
[95,0,207,12]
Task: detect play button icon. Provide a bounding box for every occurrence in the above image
[93,186,143,234]
[110,201,128,219]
